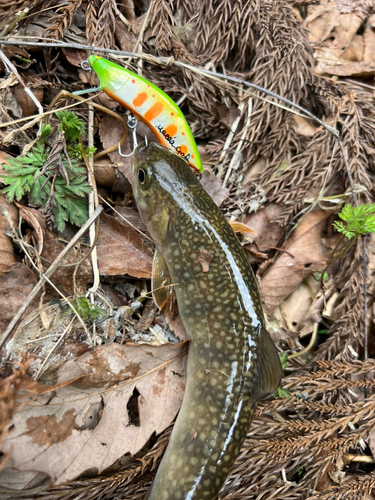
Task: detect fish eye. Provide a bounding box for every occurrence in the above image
[138,167,147,185]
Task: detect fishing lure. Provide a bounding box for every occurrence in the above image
[85,55,203,173]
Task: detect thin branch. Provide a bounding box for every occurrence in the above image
[0,40,338,137]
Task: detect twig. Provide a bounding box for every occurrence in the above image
[0,40,338,137]
[223,98,253,187]
[84,105,100,344]
[0,206,103,349]
[289,322,319,360]
[0,95,97,129]
[34,317,75,380]
[0,48,43,126]
[98,194,154,243]
[363,234,368,362]
[217,93,245,179]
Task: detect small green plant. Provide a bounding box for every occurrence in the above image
[333,203,375,239]
[2,112,93,232]
[273,352,292,399]
[64,297,107,322]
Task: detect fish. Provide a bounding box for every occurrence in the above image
[131,142,282,500]
[87,55,203,173]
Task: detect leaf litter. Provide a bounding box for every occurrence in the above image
[0,0,375,499]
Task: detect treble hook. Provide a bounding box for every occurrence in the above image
[118,114,138,157]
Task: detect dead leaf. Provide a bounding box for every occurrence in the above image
[17,203,44,254]
[0,263,38,335]
[0,150,11,181]
[261,211,329,314]
[1,342,187,485]
[197,248,213,272]
[11,84,43,117]
[19,207,93,295]
[115,206,149,234]
[93,157,117,188]
[293,115,322,137]
[62,48,88,67]
[163,310,188,342]
[342,34,364,62]
[363,27,375,65]
[244,203,284,248]
[200,170,229,207]
[97,214,152,278]
[278,275,321,332]
[0,193,18,276]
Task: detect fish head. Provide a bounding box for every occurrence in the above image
[132,142,201,247]
[88,55,131,92]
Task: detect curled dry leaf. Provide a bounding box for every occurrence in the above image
[0,193,18,276]
[97,214,152,278]
[11,85,43,118]
[93,157,117,188]
[261,211,329,314]
[1,342,187,486]
[200,170,229,207]
[0,263,38,335]
[243,203,284,248]
[19,207,93,295]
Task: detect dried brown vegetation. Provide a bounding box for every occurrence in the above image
[0,0,375,499]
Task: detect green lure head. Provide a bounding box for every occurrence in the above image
[88,54,132,93]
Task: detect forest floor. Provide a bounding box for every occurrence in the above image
[1,1,375,499]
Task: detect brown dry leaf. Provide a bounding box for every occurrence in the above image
[11,85,43,117]
[93,157,117,188]
[115,206,148,234]
[19,206,93,295]
[277,275,321,332]
[0,263,38,335]
[97,214,152,278]
[305,3,363,48]
[363,27,375,65]
[243,203,284,248]
[1,342,187,485]
[342,34,364,62]
[0,150,11,181]
[0,193,18,276]
[200,170,229,207]
[293,115,322,137]
[164,310,188,342]
[261,211,329,314]
[62,48,88,67]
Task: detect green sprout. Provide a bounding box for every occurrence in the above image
[333,203,375,239]
[2,113,92,232]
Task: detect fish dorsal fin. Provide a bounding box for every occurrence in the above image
[256,326,282,396]
[152,248,173,310]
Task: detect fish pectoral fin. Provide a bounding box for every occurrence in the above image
[256,327,283,396]
[152,247,174,310]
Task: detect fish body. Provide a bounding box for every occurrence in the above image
[87,55,203,173]
[131,143,282,500]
